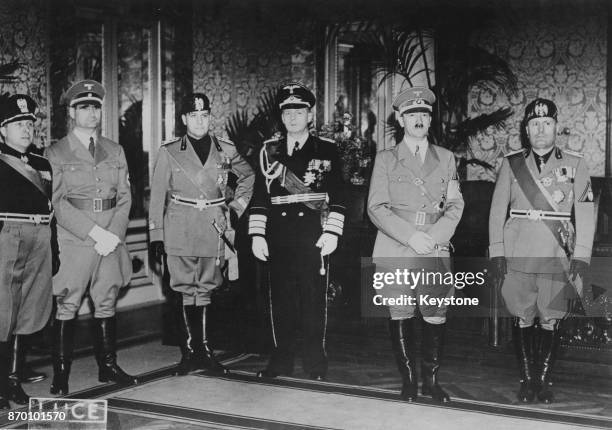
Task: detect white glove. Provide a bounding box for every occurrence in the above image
[252,236,269,261]
[88,225,121,254]
[408,231,435,255]
[316,232,338,256]
[94,241,114,257]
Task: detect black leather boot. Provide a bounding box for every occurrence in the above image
[93,317,138,385]
[188,306,228,375]
[0,341,10,409]
[50,319,74,395]
[513,322,535,403]
[7,335,29,404]
[175,305,197,375]
[421,322,450,403]
[536,327,560,404]
[389,318,418,401]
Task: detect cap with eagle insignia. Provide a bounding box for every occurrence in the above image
[277,83,315,110]
[64,80,105,107]
[392,86,436,115]
[181,93,210,115]
[0,94,37,127]
[524,98,558,123]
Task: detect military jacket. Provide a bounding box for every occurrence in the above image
[489,147,595,273]
[46,132,132,245]
[248,134,346,240]
[368,141,464,257]
[149,134,254,257]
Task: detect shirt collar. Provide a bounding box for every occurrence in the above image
[286,133,309,153]
[73,128,97,148]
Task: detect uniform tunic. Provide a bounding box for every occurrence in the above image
[249,134,345,376]
[0,143,54,340]
[148,134,254,306]
[368,140,464,319]
[489,147,595,323]
[46,132,132,320]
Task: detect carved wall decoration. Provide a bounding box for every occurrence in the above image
[192,1,314,138]
[469,6,606,180]
[0,0,49,147]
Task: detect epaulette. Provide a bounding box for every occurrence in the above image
[319,136,336,144]
[216,136,235,146]
[161,137,181,146]
[504,148,526,158]
[562,149,583,158]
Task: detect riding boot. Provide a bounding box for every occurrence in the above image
[513,322,535,403]
[536,327,560,404]
[50,319,75,395]
[389,318,418,401]
[93,317,138,385]
[7,335,29,404]
[421,322,450,403]
[176,305,197,375]
[0,341,10,409]
[18,335,46,383]
[189,306,228,375]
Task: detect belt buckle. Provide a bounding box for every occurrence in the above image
[93,198,103,213]
[415,211,426,226]
[195,200,208,211]
[526,209,542,221]
[32,215,42,224]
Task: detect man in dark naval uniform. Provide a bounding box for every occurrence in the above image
[46,80,135,395]
[0,95,58,409]
[149,93,254,375]
[249,83,346,381]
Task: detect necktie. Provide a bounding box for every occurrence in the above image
[415,145,421,163]
[292,141,299,156]
[88,137,95,158]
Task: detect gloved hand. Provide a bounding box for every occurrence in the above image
[150,240,165,265]
[407,231,435,255]
[569,259,589,282]
[88,225,120,253]
[252,236,269,262]
[316,232,338,256]
[490,256,507,284]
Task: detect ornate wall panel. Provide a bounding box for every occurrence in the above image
[0,0,49,147]
[469,5,607,180]
[192,1,314,138]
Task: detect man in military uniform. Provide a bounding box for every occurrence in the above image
[368,87,464,403]
[0,94,58,409]
[149,93,254,375]
[46,80,135,395]
[249,83,346,381]
[489,98,594,404]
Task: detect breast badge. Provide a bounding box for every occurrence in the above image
[541,177,553,187]
[552,189,565,204]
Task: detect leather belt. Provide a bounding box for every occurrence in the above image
[0,212,51,225]
[271,193,328,205]
[68,197,117,213]
[170,194,225,211]
[510,209,571,221]
[391,208,443,226]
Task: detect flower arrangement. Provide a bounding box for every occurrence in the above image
[314,112,372,185]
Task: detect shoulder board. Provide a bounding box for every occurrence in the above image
[562,149,583,158]
[264,137,281,144]
[216,135,235,146]
[161,137,181,146]
[318,136,336,144]
[504,148,526,158]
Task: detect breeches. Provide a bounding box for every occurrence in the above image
[166,255,224,306]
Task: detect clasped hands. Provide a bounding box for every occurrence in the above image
[251,233,338,262]
[407,231,436,255]
[88,225,121,257]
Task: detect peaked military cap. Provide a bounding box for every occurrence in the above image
[0,94,37,127]
[393,86,436,115]
[64,80,105,107]
[524,98,558,123]
[277,82,315,110]
[181,93,210,115]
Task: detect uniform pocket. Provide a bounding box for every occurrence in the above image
[62,163,91,188]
